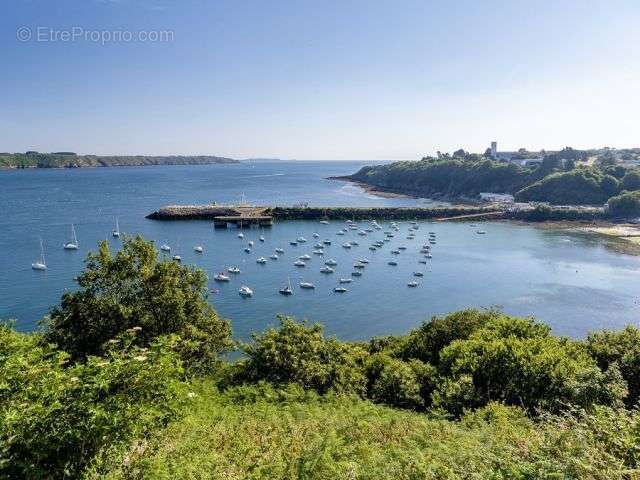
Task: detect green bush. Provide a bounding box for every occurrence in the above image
[44,236,232,372]
[622,170,640,191]
[515,168,609,205]
[0,324,186,479]
[365,354,434,409]
[237,316,367,395]
[433,315,626,415]
[396,308,499,365]
[607,190,640,217]
[587,326,640,407]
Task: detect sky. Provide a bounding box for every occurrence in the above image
[1,0,639,160]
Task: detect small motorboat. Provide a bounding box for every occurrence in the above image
[237,232,244,239]
[323,240,332,245]
[353,263,365,269]
[414,272,424,277]
[248,240,254,247]
[313,250,324,255]
[342,243,352,249]
[358,230,367,236]
[336,231,345,236]
[299,254,312,260]
[339,278,353,284]
[388,261,398,266]
[351,271,363,277]
[334,286,348,293]
[369,246,377,250]
[290,241,298,246]
[314,242,323,249]
[325,259,337,266]
[391,250,400,254]
[425,253,433,259]
[238,286,253,297]
[299,282,315,289]
[398,246,407,251]
[160,243,171,252]
[194,245,204,253]
[228,266,241,274]
[275,247,285,253]
[172,255,182,262]
[259,235,265,242]
[312,233,320,238]
[320,266,334,274]
[418,260,427,264]
[297,236,307,243]
[270,253,279,260]
[244,247,252,253]
[214,272,230,282]
[477,230,487,235]
[358,258,370,264]
[256,257,267,264]
[294,260,306,267]
[350,240,359,246]
[407,281,419,287]
[320,220,329,225]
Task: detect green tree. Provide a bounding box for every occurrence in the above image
[44,236,232,372]
[238,316,367,395]
[600,174,621,196]
[433,315,626,415]
[607,190,640,217]
[622,170,640,191]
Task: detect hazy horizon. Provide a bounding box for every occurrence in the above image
[2,0,639,160]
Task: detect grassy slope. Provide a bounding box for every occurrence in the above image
[98,381,631,480]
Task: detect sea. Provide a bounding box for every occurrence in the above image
[1,160,639,341]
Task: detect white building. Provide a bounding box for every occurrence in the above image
[490,141,497,158]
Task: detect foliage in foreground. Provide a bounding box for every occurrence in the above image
[0,324,186,479]
[95,381,640,480]
[44,236,233,373]
[232,312,627,415]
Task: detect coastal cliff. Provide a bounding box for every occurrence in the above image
[0,152,238,169]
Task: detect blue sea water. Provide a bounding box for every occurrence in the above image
[1,161,639,340]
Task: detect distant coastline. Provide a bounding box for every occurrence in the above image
[0,152,239,169]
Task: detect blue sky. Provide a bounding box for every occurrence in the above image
[1,0,639,159]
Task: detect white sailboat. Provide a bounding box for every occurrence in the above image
[279,277,293,295]
[32,239,47,270]
[112,217,120,238]
[63,224,79,250]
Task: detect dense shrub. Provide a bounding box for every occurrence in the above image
[433,316,626,415]
[238,316,367,395]
[515,169,609,205]
[607,190,640,217]
[365,354,436,409]
[622,170,640,191]
[587,326,640,407]
[44,236,232,372]
[0,324,186,479]
[395,308,499,365]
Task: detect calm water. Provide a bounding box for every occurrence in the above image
[1,161,639,340]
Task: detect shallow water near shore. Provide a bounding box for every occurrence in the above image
[1,161,639,339]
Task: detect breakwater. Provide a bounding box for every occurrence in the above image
[146,204,607,222]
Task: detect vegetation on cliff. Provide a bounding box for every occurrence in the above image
[3,237,640,478]
[0,151,237,168]
[349,148,640,209]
